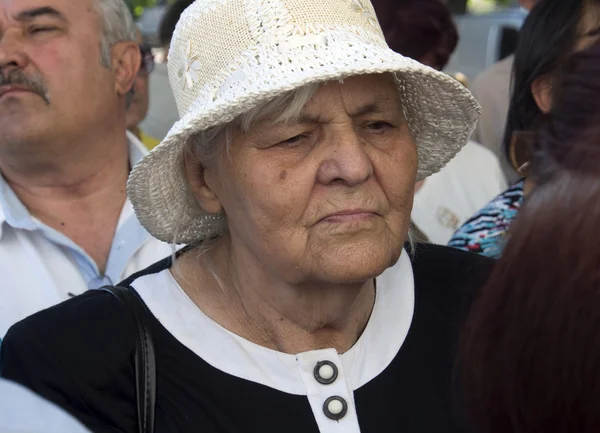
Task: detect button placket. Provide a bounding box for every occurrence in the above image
[296,349,361,433]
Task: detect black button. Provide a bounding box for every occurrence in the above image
[313,360,338,385]
[323,396,348,420]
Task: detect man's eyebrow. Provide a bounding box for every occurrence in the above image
[15,7,68,23]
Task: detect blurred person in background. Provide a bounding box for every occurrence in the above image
[375,0,507,244]
[136,0,193,141]
[126,29,160,150]
[158,0,194,56]
[470,0,539,184]
[461,38,600,433]
[0,0,170,336]
[380,0,458,72]
[448,0,600,258]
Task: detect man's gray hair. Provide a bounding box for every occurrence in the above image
[95,0,138,67]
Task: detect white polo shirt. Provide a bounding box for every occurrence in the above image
[0,379,90,433]
[0,132,172,336]
[411,140,508,245]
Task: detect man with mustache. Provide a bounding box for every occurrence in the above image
[0,0,170,336]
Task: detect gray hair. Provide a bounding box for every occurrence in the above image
[95,0,138,67]
[188,83,320,169]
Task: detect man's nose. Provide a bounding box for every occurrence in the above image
[0,33,29,72]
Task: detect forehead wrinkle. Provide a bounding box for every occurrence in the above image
[338,79,402,118]
[258,104,324,128]
[350,99,402,117]
[281,98,401,128]
[248,113,321,137]
[294,88,398,125]
[250,79,402,133]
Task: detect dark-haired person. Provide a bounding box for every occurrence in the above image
[461,38,600,433]
[449,0,600,258]
[159,0,194,55]
[379,0,457,72]
[471,0,539,184]
[375,0,507,244]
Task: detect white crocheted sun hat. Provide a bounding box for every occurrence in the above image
[128,0,481,245]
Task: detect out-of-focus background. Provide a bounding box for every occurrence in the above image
[128,0,526,141]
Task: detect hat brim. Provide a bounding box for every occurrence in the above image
[128,36,480,244]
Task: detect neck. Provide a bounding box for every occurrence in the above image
[0,128,131,272]
[523,176,535,196]
[177,236,376,354]
[1,125,130,189]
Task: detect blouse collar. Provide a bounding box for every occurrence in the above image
[132,250,415,395]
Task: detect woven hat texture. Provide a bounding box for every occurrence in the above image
[128,0,481,244]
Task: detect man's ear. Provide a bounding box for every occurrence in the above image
[183,147,223,214]
[531,75,553,114]
[111,41,141,98]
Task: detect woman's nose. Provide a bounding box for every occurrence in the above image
[316,129,374,186]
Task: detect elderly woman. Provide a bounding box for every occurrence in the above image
[1,0,488,432]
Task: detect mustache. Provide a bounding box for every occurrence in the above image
[0,69,50,105]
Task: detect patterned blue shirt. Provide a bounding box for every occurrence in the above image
[448,181,525,259]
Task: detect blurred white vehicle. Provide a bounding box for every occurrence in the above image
[446,8,527,85]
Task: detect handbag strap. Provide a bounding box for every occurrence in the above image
[99,286,156,433]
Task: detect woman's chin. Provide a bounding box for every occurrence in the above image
[306,239,403,283]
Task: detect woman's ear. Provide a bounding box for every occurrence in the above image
[531,75,553,114]
[183,148,223,214]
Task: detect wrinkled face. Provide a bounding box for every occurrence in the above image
[205,74,417,284]
[0,0,119,151]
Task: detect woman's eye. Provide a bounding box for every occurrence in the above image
[278,134,309,147]
[366,121,394,131]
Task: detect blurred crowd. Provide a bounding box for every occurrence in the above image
[0,0,599,432]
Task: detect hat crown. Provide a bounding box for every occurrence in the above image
[168,0,386,118]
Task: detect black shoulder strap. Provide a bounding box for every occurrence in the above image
[99,286,156,433]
